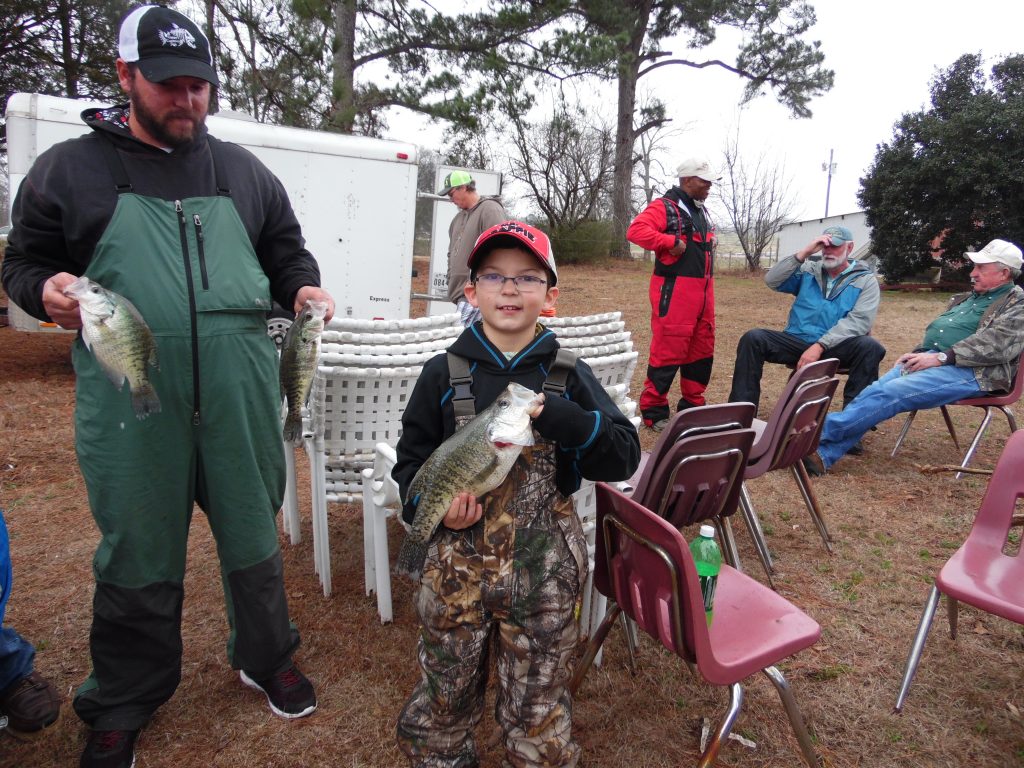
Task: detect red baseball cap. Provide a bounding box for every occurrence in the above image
[467,221,558,286]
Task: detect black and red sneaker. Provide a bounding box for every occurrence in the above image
[240,665,317,719]
[80,729,139,768]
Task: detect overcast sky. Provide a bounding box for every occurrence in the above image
[384,0,1023,225]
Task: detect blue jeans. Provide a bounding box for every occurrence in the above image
[1,509,35,692]
[817,363,983,469]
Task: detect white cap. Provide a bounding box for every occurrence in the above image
[676,156,721,182]
[965,239,1023,270]
[699,524,716,539]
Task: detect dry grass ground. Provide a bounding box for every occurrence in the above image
[1,258,1022,767]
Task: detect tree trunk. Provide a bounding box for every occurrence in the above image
[610,50,643,259]
[330,0,357,133]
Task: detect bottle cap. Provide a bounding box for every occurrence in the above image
[699,524,715,539]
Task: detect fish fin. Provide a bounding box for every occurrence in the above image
[130,381,162,420]
[394,537,428,582]
[95,357,128,392]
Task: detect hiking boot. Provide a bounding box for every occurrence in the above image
[802,452,826,478]
[847,440,865,456]
[0,671,60,737]
[80,729,138,768]
[240,665,317,719]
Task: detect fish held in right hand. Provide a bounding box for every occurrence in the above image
[62,276,161,420]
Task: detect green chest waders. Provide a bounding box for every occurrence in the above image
[73,138,299,731]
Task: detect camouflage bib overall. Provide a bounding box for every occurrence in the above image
[398,405,588,767]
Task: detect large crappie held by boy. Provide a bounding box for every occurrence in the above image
[395,382,545,580]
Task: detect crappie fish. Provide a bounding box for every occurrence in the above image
[395,382,544,580]
[279,300,328,441]
[63,276,161,420]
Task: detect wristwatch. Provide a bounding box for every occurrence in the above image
[936,352,948,364]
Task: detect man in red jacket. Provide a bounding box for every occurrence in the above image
[627,156,719,430]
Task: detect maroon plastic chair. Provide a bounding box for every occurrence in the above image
[739,358,840,587]
[579,428,757,679]
[571,483,822,768]
[628,402,757,487]
[894,429,1024,712]
[639,429,756,569]
[891,349,1024,478]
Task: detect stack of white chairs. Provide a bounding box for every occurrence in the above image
[361,312,642,636]
[283,312,463,597]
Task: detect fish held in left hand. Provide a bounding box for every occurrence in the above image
[395,382,545,581]
[63,276,161,420]
[279,300,328,441]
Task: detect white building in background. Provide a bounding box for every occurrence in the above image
[776,210,876,269]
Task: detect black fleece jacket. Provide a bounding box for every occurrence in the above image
[393,322,642,524]
[1,104,321,321]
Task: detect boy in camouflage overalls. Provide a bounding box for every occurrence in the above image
[392,221,640,767]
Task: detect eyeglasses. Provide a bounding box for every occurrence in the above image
[474,273,548,293]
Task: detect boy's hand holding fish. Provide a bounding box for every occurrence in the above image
[439,391,545,531]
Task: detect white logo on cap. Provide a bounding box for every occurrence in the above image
[158,24,197,50]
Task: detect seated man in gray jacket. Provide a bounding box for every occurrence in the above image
[729,225,886,420]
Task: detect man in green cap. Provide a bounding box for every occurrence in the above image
[438,170,506,325]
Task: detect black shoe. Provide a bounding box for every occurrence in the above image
[802,453,826,477]
[80,729,138,768]
[0,671,61,737]
[240,665,317,719]
[847,440,865,456]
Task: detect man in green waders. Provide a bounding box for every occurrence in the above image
[0,6,334,767]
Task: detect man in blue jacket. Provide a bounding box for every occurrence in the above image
[729,226,886,418]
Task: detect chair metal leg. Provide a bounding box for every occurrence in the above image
[569,603,621,695]
[891,410,919,457]
[763,665,821,767]
[947,595,959,641]
[697,682,744,768]
[618,610,638,675]
[939,405,960,451]
[738,483,776,588]
[716,517,743,573]
[591,593,608,668]
[894,584,941,713]
[792,463,834,553]
[956,407,995,479]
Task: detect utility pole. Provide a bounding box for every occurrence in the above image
[822,149,836,218]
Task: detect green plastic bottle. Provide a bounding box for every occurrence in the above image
[689,524,722,627]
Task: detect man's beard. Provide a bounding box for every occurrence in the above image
[822,255,843,269]
[130,91,204,148]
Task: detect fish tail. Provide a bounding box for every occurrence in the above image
[282,409,303,442]
[394,537,428,582]
[131,381,162,420]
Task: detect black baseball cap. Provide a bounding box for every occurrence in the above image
[118,5,219,86]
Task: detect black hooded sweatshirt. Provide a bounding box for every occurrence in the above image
[392,322,642,524]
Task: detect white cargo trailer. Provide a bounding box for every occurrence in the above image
[4,92,419,332]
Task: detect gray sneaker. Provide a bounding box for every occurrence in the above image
[650,418,669,432]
